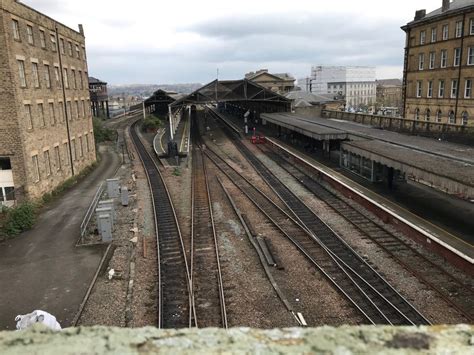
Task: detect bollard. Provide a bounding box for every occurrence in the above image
[121,186,129,206]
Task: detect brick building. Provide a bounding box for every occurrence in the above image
[402,0,474,126]
[0,0,96,204]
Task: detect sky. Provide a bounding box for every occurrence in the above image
[24,0,438,85]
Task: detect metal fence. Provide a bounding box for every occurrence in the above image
[80,182,105,241]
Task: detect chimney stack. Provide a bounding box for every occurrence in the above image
[414,10,426,21]
[442,0,450,12]
[78,24,84,36]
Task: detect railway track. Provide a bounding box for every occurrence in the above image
[129,120,192,328]
[190,121,228,328]
[260,144,474,322]
[207,109,430,325]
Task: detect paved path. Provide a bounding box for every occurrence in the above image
[0,144,120,330]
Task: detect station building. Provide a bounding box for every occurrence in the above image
[0,0,96,204]
[402,0,474,126]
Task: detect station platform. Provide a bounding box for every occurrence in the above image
[263,113,474,164]
[267,137,474,266]
[261,113,474,200]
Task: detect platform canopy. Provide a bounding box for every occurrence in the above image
[170,79,291,112]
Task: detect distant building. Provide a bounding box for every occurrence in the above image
[300,66,376,110]
[285,91,344,111]
[376,79,403,110]
[245,69,295,93]
[402,0,474,126]
[89,77,109,118]
[0,1,95,204]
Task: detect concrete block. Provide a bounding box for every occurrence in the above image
[121,186,129,206]
[106,178,120,198]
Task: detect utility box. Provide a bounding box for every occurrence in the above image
[98,214,112,242]
[106,178,120,198]
[96,206,114,227]
[98,200,115,219]
[121,186,129,206]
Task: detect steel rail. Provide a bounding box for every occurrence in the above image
[207,109,430,325]
[129,120,192,328]
[261,144,474,322]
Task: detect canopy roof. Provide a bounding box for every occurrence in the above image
[170,79,291,109]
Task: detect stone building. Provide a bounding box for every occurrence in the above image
[402,0,474,126]
[0,0,96,204]
[245,69,295,94]
[376,79,403,110]
[89,76,109,118]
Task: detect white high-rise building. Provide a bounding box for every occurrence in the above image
[300,66,376,109]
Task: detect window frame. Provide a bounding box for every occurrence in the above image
[427,81,433,98]
[420,30,426,45]
[44,150,51,177]
[24,104,33,130]
[17,60,27,87]
[431,27,437,42]
[439,80,445,98]
[442,24,449,40]
[418,53,425,70]
[468,47,474,65]
[39,30,46,48]
[49,102,56,126]
[32,155,40,182]
[26,25,34,45]
[44,64,51,88]
[38,103,45,127]
[454,48,461,66]
[31,62,40,88]
[455,21,463,38]
[465,79,472,98]
[416,81,422,97]
[12,19,20,41]
[440,49,447,68]
[451,79,459,98]
[429,52,435,69]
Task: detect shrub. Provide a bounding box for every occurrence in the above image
[172,167,181,176]
[1,202,37,237]
[142,114,163,132]
[93,118,116,143]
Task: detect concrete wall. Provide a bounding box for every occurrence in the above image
[0,325,472,354]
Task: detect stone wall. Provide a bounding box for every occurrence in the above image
[0,0,96,201]
[0,325,472,354]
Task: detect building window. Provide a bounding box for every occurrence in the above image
[420,30,426,45]
[428,81,433,98]
[79,71,84,89]
[63,142,69,166]
[49,102,56,125]
[85,133,90,152]
[60,38,65,54]
[451,79,458,98]
[68,41,73,56]
[76,100,80,118]
[414,108,420,120]
[54,146,61,171]
[416,81,422,97]
[12,19,20,40]
[63,68,69,88]
[462,111,469,125]
[44,150,51,176]
[468,47,474,65]
[449,110,455,124]
[471,19,474,35]
[81,46,86,60]
[38,103,45,127]
[439,80,445,98]
[26,25,34,45]
[44,65,51,88]
[32,155,40,182]
[31,62,40,88]
[54,66,61,88]
[429,52,435,69]
[67,101,72,121]
[72,70,77,89]
[72,138,77,161]
[425,109,430,121]
[431,28,437,42]
[436,110,442,122]
[456,21,463,38]
[24,104,33,129]
[465,79,472,98]
[75,44,80,58]
[50,34,57,51]
[454,48,461,66]
[58,102,64,123]
[442,24,449,40]
[39,30,46,48]
[440,50,447,68]
[79,136,83,157]
[418,53,425,70]
[17,60,27,87]
[82,100,86,118]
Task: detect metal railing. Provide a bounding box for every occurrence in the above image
[80,182,105,240]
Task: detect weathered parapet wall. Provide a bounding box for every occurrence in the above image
[322,110,474,145]
[0,325,472,354]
